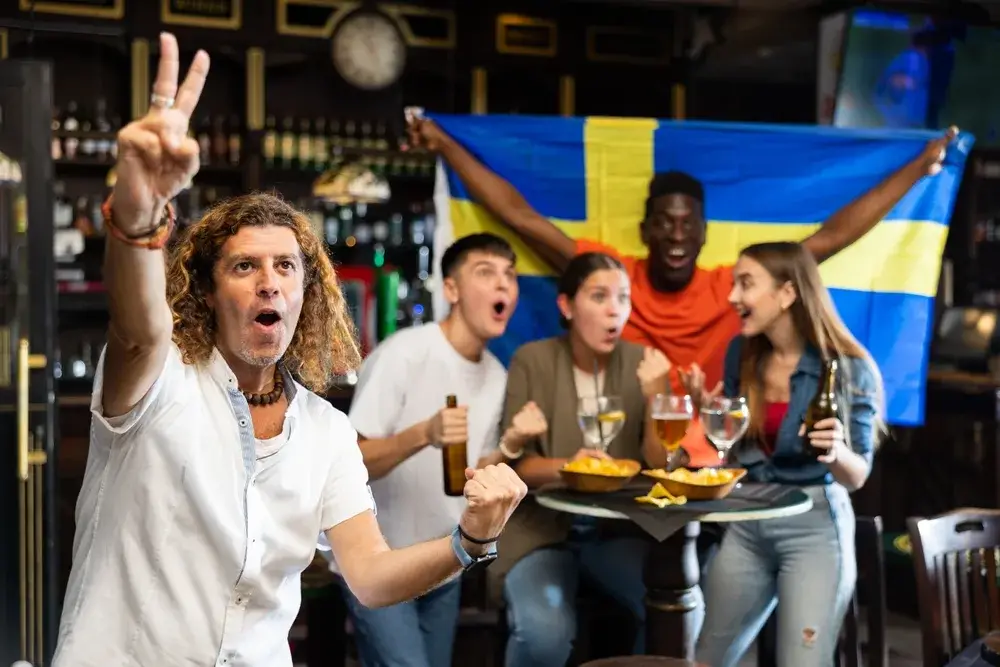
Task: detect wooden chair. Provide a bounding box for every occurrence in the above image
[907,508,1000,667]
[757,515,888,667]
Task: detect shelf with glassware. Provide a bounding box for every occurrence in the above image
[53,109,439,404]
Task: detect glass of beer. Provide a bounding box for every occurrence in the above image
[577,395,626,452]
[650,394,694,460]
[700,396,750,463]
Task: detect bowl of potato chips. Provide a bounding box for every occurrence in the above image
[559,457,642,493]
[641,466,747,500]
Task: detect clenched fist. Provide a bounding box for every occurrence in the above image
[406,115,450,154]
[425,404,468,448]
[637,347,672,399]
[920,126,958,177]
[510,401,548,441]
[458,463,528,551]
[112,33,209,232]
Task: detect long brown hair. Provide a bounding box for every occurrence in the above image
[736,242,886,448]
[166,192,361,392]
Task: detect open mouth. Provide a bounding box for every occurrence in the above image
[735,306,751,321]
[664,247,691,269]
[254,309,282,328]
[491,300,509,317]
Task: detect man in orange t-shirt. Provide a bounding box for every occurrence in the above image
[410,119,953,463]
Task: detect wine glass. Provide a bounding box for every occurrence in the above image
[650,394,694,466]
[700,396,750,464]
[577,395,626,453]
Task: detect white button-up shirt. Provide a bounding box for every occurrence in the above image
[53,344,375,667]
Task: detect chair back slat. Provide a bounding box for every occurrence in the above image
[987,549,1000,631]
[908,509,1000,667]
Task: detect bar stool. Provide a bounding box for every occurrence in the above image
[580,658,708,667]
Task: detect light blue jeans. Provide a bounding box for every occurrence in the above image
[338,576,461,667]
[502,526,651,667]
[696,484,856,667]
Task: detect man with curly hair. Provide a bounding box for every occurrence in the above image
[52,33,527,667]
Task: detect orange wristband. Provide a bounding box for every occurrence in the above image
[101,195,176,250]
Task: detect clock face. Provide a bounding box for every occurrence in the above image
[332,11,407,91]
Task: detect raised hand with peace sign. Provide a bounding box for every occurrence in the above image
[111,32,210,231]
[101,32,210,419]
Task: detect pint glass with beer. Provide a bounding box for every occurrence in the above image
[650,394,694,455]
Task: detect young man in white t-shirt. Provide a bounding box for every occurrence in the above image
[330,233,518,667]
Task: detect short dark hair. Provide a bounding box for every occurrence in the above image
[644,171,705,219]
[440,233,516,278]
[557,252,626,329]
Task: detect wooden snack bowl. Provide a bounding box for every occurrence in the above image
[641,468,748,501]
[559,459,642,493]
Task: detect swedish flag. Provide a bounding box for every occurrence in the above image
[430,115,973,426]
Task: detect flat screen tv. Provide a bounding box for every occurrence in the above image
[833,9,1000,146]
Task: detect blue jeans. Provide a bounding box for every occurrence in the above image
[502,528,650,667]
[338,576,461,667]
[696,484,857,667]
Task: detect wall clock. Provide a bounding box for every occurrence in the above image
[331,9,407,91]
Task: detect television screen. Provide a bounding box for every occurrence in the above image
[834,9,1000,145]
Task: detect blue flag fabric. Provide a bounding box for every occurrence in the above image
[429,114,973,426]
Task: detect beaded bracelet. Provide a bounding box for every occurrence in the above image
[100,195,176,250]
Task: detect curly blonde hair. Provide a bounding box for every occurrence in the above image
[166,192,361,392]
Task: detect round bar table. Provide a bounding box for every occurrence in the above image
[535,486,812,661]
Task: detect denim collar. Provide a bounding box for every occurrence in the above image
[792,345,823,379]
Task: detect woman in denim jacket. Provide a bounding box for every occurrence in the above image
[691,241,884,667]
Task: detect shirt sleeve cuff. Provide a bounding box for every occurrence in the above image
[317,489,376,552]
[90,343,182,436]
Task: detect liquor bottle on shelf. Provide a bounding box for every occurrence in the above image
[354,203,372,247]
[196,116,212,164]
[374,121,389,150]
[51,107,63,160]
[360,121,374,149]
[62,101,80,160]
[389,151,406,177]
[339,204,355,247]
[72,196,95,236]
[52,181,73,229]
[297,118,313,170]
[329,119,344,168]
[211,116,228,165]
[228,115,242,166]
[313,118,329,172]
[343,120,358,151]
[388,212,404,247]
[280,117,296,169]
[262,115,277,167]
[94,98,112,161]
[324,205,339,246]
[79,104,97,158]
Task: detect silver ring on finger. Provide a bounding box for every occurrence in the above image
[150,92,175,109]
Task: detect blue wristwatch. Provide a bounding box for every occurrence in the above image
[450,526,498,572]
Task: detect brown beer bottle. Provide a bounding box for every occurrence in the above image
[442,394,468,497]
[803,358,839,458]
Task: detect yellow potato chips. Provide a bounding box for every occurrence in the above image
[635,482,687,507]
